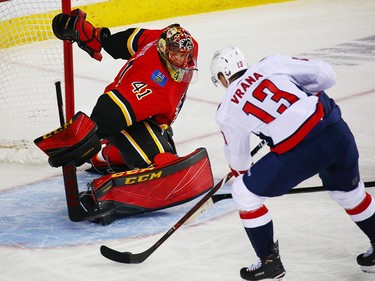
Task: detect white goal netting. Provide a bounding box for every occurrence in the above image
[0,1,65,164]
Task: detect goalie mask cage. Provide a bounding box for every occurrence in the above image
[0,0,74,164]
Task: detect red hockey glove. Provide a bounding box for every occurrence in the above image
[34,112,101,167]
[52,9,111,61]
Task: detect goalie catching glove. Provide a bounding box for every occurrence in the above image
[34,112,101,167]
[52,9,110,61]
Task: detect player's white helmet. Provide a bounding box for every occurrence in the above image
[210,46,247,87]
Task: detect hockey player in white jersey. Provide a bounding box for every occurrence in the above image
[210,46,375,280]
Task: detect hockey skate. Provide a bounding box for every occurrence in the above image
[357,242,375,273]
[240,241,286,281]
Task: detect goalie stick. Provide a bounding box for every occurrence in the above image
[55,81,117,222]
[55,81,84,222]
[100,140,267,264]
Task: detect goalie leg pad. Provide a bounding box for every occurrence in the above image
[34,111,101,167]
[89,148,214,221]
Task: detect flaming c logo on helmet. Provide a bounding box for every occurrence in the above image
[178,37,193,52]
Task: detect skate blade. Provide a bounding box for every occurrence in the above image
[242,277,286,280]
[273,271,286,280]
[241,271,286,280]
[360,265,375,273]
[261,275,286,280]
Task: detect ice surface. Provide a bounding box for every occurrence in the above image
[1,0,375,280]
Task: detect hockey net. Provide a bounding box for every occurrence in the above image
[0,0,73,164]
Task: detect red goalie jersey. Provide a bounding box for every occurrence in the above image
[91,26,199,138]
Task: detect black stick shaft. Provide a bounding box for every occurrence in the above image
[100,140,267,263]
[55,81,65,125]
[100,173,232,263]
[55,81,83,222]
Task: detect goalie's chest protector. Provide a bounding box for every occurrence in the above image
[105,43,190,127]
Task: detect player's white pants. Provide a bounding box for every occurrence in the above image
[328,181,375,222]
[231,176,272,228]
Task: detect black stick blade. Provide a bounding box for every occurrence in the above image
[100,245,149,264]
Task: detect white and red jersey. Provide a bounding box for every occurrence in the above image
[216,54,336,172]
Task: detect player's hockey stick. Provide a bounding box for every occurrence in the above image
[211,180,375,203]
[288,181,375,193]
[100,173,232,263]
[100,140,267,264]
[185,139,268,224]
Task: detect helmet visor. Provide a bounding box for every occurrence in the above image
[165,56,198,83]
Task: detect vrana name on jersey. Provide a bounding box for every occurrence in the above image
[231,72,263,104]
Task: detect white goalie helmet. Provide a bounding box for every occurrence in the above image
[210,46,248,87]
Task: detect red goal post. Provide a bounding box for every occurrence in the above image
[62,0,75,122]
[0,0,74,164]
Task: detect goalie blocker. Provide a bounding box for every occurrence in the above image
[34,111,101,167]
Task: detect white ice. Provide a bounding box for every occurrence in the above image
[1,0,375,280]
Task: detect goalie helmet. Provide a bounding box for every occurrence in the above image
[210,46,248,87]
[157,24,197,82]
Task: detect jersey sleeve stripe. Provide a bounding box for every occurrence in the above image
[127,28,144,56]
